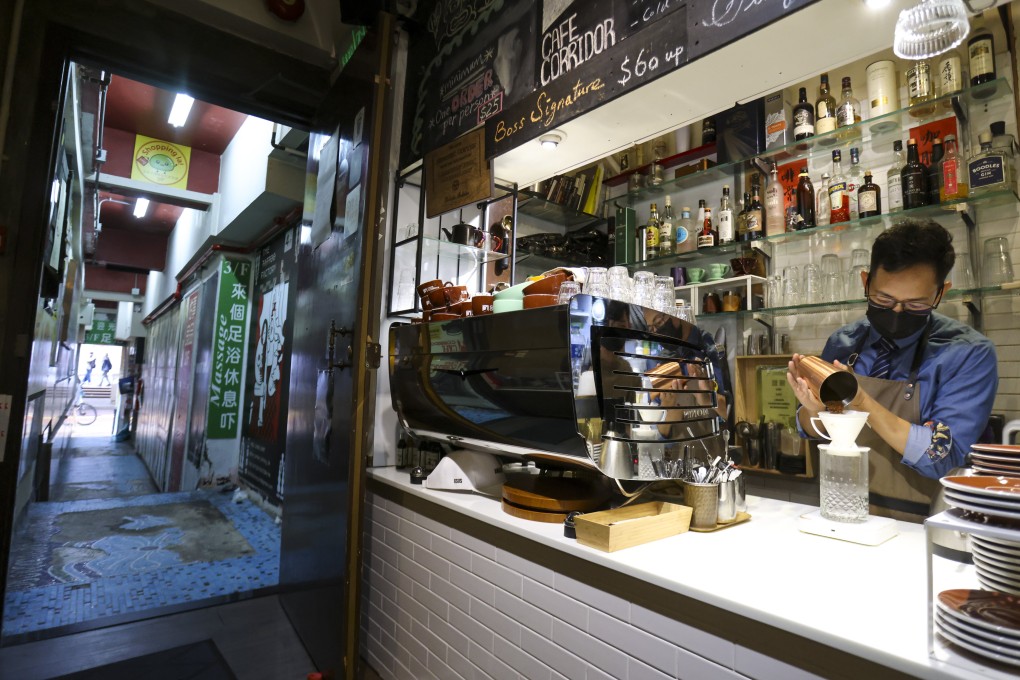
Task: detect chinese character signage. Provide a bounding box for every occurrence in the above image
[84,319,118,345]
[208,258,251,439]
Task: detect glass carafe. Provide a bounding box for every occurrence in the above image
[819,444,869,523]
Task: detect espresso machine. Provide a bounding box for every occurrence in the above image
[388,295,730,497]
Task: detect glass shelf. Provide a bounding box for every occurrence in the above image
[627,241,758,268]
[609,78,1014,206]
[517,191,603,229]
[693,286,1006,320]
[423,236,509,264]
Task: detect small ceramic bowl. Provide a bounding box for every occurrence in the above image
[523,273,567,296]
[523,293,559,309]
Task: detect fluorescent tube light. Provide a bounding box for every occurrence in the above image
[133,198,150,218]
[168,93,195,127]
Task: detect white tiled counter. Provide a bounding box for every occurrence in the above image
[361,467,1005,680]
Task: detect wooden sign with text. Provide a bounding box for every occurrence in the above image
[425,127,493,218]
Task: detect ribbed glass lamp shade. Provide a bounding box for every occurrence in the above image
[893,0,970,60]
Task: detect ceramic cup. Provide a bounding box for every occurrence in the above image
[706,263,730,280]
[671,266,687,287]
[687,267,706,283]
[471,295,494,315]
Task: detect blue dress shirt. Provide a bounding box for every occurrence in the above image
[813,312,998,479]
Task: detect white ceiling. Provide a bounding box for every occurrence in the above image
[492,0,1005,188]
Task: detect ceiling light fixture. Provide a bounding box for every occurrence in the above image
[168,93,195,127]
[540,131,565,150]
[863,0,892,8]
[893,0,970,59]
[133,198,150,218]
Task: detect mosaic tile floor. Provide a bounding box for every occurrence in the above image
[3,432,281,637]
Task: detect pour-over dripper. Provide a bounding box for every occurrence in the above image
[810,410,870,447]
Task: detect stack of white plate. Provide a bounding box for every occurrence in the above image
[940,476,1020,522]
[972,534,1020,596]
[971,444,1020,477]
[936,589,1020,668]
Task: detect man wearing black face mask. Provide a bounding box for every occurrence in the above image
[787,219,998,521]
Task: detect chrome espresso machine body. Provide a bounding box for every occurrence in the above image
[388,295,730,483]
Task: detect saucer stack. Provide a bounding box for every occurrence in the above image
[971,533,1020,596]
[936,589,1020,668]
[970,444,1020,477]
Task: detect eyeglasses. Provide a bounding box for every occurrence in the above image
[865,280,945,314]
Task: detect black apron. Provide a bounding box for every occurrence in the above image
[845,324,941,523]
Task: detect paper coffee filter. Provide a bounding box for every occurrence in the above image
[816,410,869,445]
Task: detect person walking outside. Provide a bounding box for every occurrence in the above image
[99,353,113,387]
[83,352,96,384]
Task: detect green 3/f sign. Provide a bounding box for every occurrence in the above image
[208,258,251,438]
[84,319,118,344]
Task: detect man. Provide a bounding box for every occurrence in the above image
[787,219,998,521]
[83,352,95,384]
[99,354,113,387]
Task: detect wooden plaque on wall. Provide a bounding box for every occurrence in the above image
[424,127,493,218]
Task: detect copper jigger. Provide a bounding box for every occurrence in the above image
[797,356,859,406]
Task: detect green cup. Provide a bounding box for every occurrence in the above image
[688,267,706,283]
[707,263,730,280]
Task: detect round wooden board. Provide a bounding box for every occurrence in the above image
[500,498,568,524]
[501,474,611,513]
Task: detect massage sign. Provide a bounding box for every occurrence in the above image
[131,135,192,190]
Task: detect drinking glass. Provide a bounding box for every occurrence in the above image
[950,251,975,289]
[802,264,822,304]
[586,267,610,297]
[820,253,842,277]
[782,266,800,305]
[822,273,844,303]
[767,274,783,308]
[675,300,696,325]
[982,237,1015,287]
[846,265,869,299]
[608,266,632,302]
[652,276,676,314]
[851,248,870,269]
[632,270,655,307]
[557,280,581,304]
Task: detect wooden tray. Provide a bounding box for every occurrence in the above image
[689,511,752,533]
[502,475,611,513]
[574,502,692,552]
[500,498,568,524]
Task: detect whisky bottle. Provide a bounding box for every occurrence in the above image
[907,60,935,116]
[886,140,905,213]
[836,77,862,130]
[858,170,881,218]
[935,49,964,103]
[697,207,717,249]
[828,150,850,224]
[746,184,764,241]
[940,134,968,201]
[796,168,815,228]
[659,197,675,254]
[764,163,785,236]
[815,73,838,136]
[717,185,735,244]
[968,28,996,86]
[901,137,929,209]
[646,203,661,258]
[927,137,944,205]
[738,192,750,241]
[793,87,815,141]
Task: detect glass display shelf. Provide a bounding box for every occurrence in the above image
[517,190,603,229]
[675,274,766,293]
[608,78,1014,206]
[516,251,605,271]
[626,240,760,268]
[423,235,509,264]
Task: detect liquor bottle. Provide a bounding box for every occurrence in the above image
[738,192,750,241]
[697,207,717,249]
[886,140,905,213]
[764,163,785,236]
[968,27,996,86]
[969,130,1014,195]
[836,76,862,130]
[858,170,881,218]
[815,73,838,136]
[935,49,964,102]
[676,206,697,253]
[717,185,735,244]
[927,137,944,205]
[991,121,1017,158]
[847,147,863,220]
[659,197,675,254]
[907,60,935,116]
[646,203,661,258]
[816,172,831,227]
[793,87,815,140]
[828,150,850,224]
[796,168,815,228]
[901,137,929,209]
[746,184,764,241]
[696,199,707,230]
[940,134,968,201]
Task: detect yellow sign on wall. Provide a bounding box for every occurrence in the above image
[131,135,191,189]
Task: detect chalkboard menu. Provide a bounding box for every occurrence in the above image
[401,0,821,165]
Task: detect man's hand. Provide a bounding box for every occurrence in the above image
[786,354,826,412]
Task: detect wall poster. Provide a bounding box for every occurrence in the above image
[239,228,297,504]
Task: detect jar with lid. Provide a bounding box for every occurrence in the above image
[702,291,722,314]
[722,290,742,312]
[906,60,935,117]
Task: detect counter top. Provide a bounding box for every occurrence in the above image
[368,466,1017,679]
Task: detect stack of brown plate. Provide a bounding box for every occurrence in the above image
[971,444,1020,477]
[936,589,1020,668]
[972,534,1020,596]
[940,476,1020,521]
